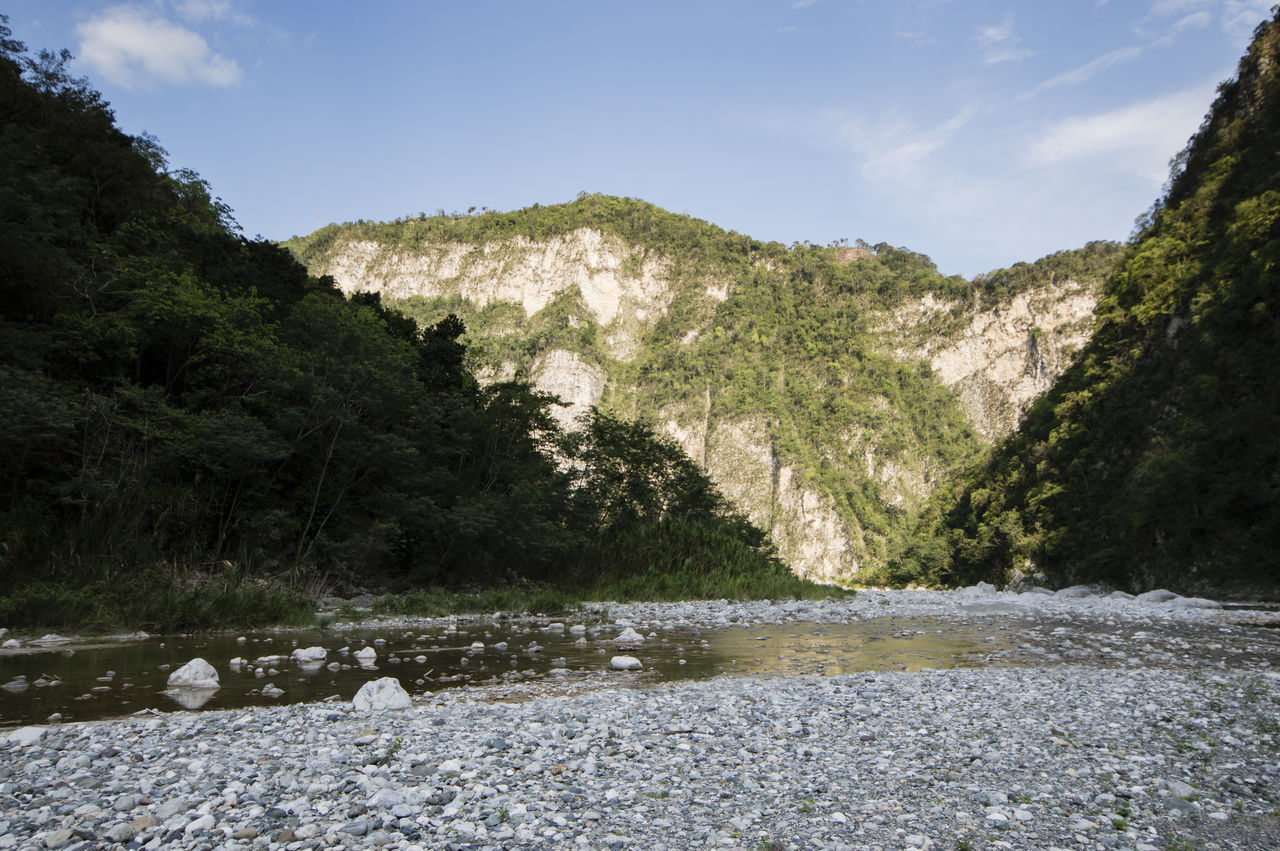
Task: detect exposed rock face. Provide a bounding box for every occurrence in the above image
[883,280,1100,440]
[532,349,607,431]
[666,418,858,583]
[317,228,672,361]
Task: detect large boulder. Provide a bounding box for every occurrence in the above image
[610,656,643,671]
[613,627,645,643]
[167,658,219,689]
[352,677,412,711]
[291,646,327,662]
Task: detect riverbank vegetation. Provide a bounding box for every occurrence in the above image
[0,21,831,631]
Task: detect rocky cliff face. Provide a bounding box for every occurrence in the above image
[296,222,1106,583]
[880,280,1100,440]
[317,229,671,361]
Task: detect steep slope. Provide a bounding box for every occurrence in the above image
[909,12,1280,595]
[287,199,1116,581]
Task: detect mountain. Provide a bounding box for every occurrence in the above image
[900,11,1280,596]
[286,200,1119,582]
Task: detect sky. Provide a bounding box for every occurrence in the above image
[5,0,1275,278]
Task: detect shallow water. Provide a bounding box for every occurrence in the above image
[0,618,1002,727]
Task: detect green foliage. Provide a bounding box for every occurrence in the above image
[915,10,1280,594]
[373,584,582,617]
[0,21,803,626]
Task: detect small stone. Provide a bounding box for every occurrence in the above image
[610,656,642,670]
[104,823,137,842]
[42,828,74,849]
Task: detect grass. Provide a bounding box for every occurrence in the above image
[372,584,586,618]
[576,517,853,603]
[0,519,849,632]
[0,565,315,632]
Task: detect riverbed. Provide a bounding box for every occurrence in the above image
[2,587,1279,849]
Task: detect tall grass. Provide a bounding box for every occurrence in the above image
[0,563,314,632]
[373,584,584,618]
[578,517,845,602]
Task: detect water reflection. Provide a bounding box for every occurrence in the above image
[0,618,1005,727]
[165,687,219,710]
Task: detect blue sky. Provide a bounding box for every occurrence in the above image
[5,0,1274,277]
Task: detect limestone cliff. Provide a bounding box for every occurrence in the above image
[314,229,671,361]
[288,202,1117,583]
[878,279,1100,440]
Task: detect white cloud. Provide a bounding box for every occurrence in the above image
[1143,0,1271,41]
[76,5,242,88]
[1023,84,1215,182]
[1222,0,1274,39]
[843,109,975,182]
[174,0,255,27]
[1149,0,1210,15]
[1019,45,1144,100]
[975,13,1033,64]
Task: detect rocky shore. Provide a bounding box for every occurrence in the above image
[3,587,1279,850]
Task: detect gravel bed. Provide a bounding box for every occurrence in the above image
[337,586,1280,634]
[3,589,1279,850]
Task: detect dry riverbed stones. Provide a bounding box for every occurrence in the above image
[2,589,1278,849]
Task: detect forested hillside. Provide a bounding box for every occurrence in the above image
[0,21,814,629]
[288,198,1119,582]
[897,10,1280,596]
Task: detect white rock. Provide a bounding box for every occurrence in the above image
[5,726,45,746]
[352,676,412,711]
[167,658,219,689]
[291,646,327,662]
[353,647,377,663]
[0,639,17,649]
[184,813,215,834]
[260,683,284,698]
[1054,585,1097,599]
[1167,779,1196,799]
[614,627,645,643]
[610,655,642,671]
[1170,596,1222,609]
[1135,589,1180,603]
